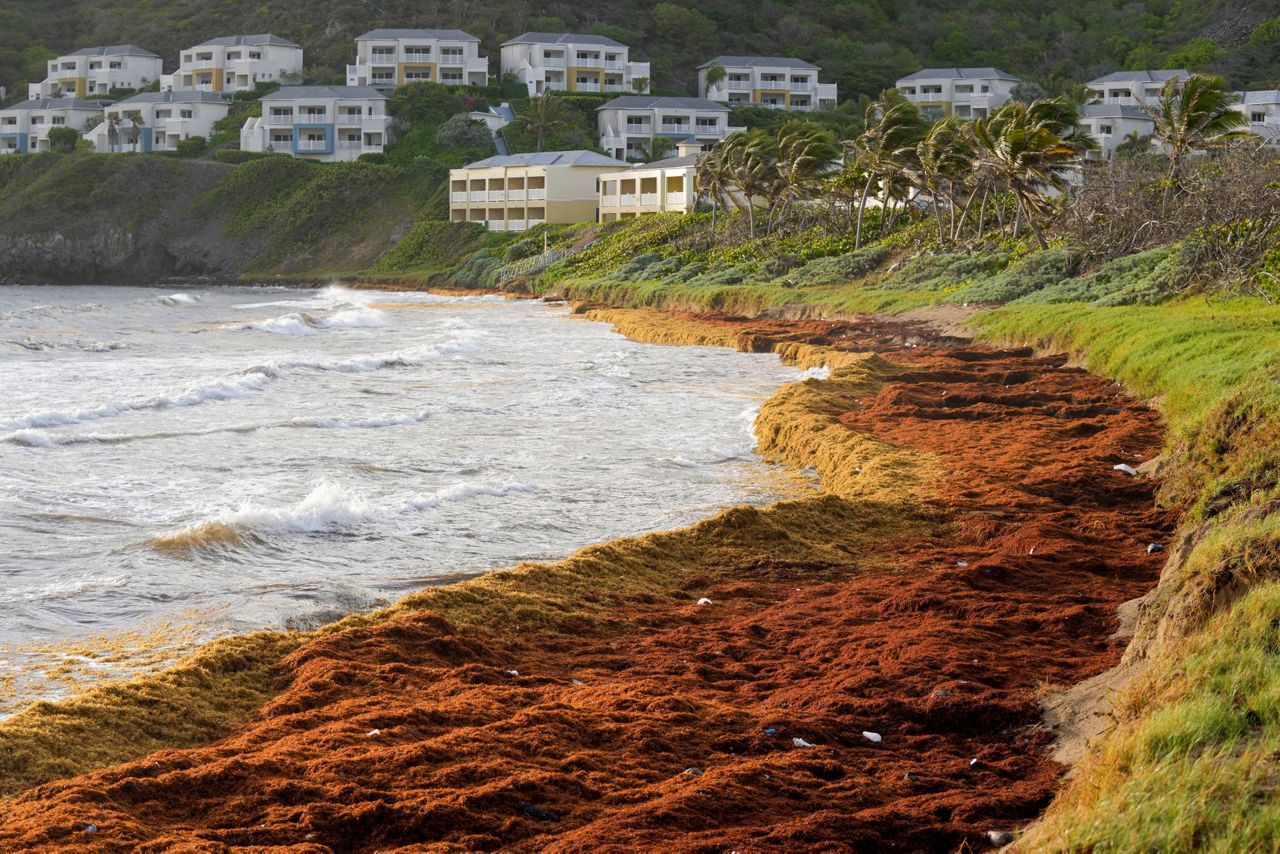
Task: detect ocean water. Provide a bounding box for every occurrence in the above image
[0,285,806,702]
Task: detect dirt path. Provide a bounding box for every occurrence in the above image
[0,313,1172,852]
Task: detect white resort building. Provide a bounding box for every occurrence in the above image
[1234,90,1280,146]
[697,57,836,111]
[1079,104,1155,160]
[597,96,739,162]
[500,33,650,97]
[27,45,163,100]
[85,92,231,153]
[597,144,701,222]
[0,99,109,154]
[449,150,627,232]
[240,86,391,162]
[894,68,1020,119]
[1086,70,1190,106]
[164,35,303,94]
[346,29,489,88]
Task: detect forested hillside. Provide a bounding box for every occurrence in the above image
[2,0,1278,107]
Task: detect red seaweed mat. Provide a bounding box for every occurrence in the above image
[0,316,1173,853]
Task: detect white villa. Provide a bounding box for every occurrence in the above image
[894,68,1020,119]
[164,34,303,94]
[0,99,109,154]
[1234,90,1280,146]
[1079,103,1155,160]
[500,33,649,97]
[697,56,836,111]
[240,86,391,162]
[597,96,740,162]
[85,92,231,153]
[1086,70,1190,106]
[449,150,627,232]
[28,45,162,100]
[597,144,701,222]
[346,29,489,88]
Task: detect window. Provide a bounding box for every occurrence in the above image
[181,110,193,119]
[1252,112,1266,123]
[1099,124,1112,134]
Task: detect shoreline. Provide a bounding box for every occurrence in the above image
[0,297,1173,850]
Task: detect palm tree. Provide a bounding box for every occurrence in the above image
[127,111,144,153]
[1115,129,1154,158]
[106,114,120,153]
[910,116,972,244]
[703,63,727,98]
[1141,73,1252,196]
[695,145,736,232]
[519,90,574,152]
[970,98,1095,249]
[768,120,841,230]
[847,99,927,247]
[715,131,775,238]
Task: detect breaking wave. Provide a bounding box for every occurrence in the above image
[0,330,483,432]
[245,306,388,336]
[158,293,200,307]
[150,478,537,552]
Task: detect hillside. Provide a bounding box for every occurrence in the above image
[3,0,1280,108]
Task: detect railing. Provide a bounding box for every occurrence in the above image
[665,192,685,206]
[487,220,506,231]
[600,195,620,207]
[402,51,432,61]
[573,57,604,68]
[625,123,653,134]
[527,188,546,200]
[660,123,689,134]
[640,193,658,205]
[620,194,636,205]
[694,124,720,135]
[438,53,466,66]
[507,219,527,231]
[337,114,363,125]
[790,81,813,92]
[488,190,505,201]
[508,189,526,201]
[268,115,296,125]
[605,83,628,92]
[605,61,625,70]
[468,191,486,202]
[575,83,601,92]
[542,57,566,68]
[296,141,328,151]
[450,191,467,203]
[370,53,397,62]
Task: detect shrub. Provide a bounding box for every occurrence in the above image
[436,114,494,153]
[776,246,891,287]
[46,127,81,154]
[214,148,278,164]
[1024,244,1194,306]
[952,246,1078,302]
[357,152,387,164]
[175,136,207,158]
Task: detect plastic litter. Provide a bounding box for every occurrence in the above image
[506,669,519,676]
[1147,542,1165,554]
[682,767,704,777]
[696,597,713,606]
[1113,463,1139,476]
[366,729,381,737]
[764,728,777,734]
[792,737,816,748]
[862,731,882,743]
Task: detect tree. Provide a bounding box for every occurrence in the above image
[126,111,144,152]
[769,120,841,229]
[516,90,574,152]
[703,63,726,97]
[631,77,650,94]
[1011,81,1048,104]
[46,126,80,153]
[847,99,927,248]
[909,117,973,244]
[1142,73,1252,197]
[106,114,120,152]
[1114,129,1154,158]
[695,145,735,232]
[175,135,207,158]
[634,135,675,163]
[971,98,1096,249]
[435,113,495,153]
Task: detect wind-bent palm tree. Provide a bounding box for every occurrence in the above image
[714,131,774,238]
[970,98,1095,249]
[910,116,972,245]
[106,114,120,153]
[127,111,144,153]
[1141,73,1252,195]
[1115,129,1154,158]
[695,144,736,233]
[847,99,926,248]
[520,90,574,152]
[768,120,841,229]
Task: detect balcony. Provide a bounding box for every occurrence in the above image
[625,123,653,135]
[507,219,527,231]
[660,123,690,134]
[337,114,363,125]
[268,115,296,125]
[450,191,468,203]
[573,57,604,68]
[402,51,433,61]
[487,220,506,231]
[469,191,486,202]
[640,193,658,205]
[727,80,752,92]
[527,188,546,200]
[600,195,621,207]
[620,194,636,206]
[605,60,625,71]
[528,218,545,228]
[508,189,526,201]
[438,53,466,66]
[488,190,505,202]
[790,80,813,92]
[296,141,329,152]
[575,82,601,93]
[542,56,567,68]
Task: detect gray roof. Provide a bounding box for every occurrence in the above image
[502,32,625,48]
[1237,90,1280,104]
[1087,69,1190,86]
[67,44,160,58]
[599,95,728,112]
[114,91,230,106]
[463,150,627,168]
[897,67,1019,82]
[4,98,112,112]
[356,28,478,42]
[699,56,817,70]
[630,152,700,169]
[195,34,300,48]
[1082,104,1151,119]
[261,85,388,101]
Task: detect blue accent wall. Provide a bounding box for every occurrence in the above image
[0,133,29,154]
[141,127,154,153]
[292,123,335,155]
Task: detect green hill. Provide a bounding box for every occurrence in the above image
[3,0,1279,107]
